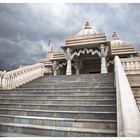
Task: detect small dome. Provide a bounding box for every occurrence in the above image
[111,32,127,46]
[76,21,97,36]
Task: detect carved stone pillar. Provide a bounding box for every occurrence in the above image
[76,66,80,75]
[74,57,80,75]
[100,45,108,73]
[53,61,57,76]
[66,48,72,75]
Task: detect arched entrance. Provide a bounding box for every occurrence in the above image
[70,48,102,75]
[73,52,101,74]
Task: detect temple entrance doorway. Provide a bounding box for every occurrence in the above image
[74,53,101,75]
[80,58,101,74]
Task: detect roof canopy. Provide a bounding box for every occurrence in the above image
[62,21,108,49]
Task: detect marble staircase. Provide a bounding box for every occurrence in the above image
[0,73,117,137]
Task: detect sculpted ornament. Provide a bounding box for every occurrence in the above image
[56,62,66,70]
[71,48,101,59]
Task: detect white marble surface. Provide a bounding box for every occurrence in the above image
[115,56,140,136]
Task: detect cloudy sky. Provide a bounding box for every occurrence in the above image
[0,3,140,71]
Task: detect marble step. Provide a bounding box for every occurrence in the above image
[0,103,116,112]
[0,90,116,95]
[24,81,114,84]
[39,75,114,80]
[0,114,117,130]
[21,85,115,88]
[0,98,116,105]
[29,80,114,84]
[32,73,114,80]
[23,82,114,85]
[0,122,117,137]
[0,108,116,120]
[0,95,116,100]
[31,80,114,84]
[15,87,115,91]
[10,89,116,93]
[19,81,115,88]
[37,80,114,83]
[0,131,41,137]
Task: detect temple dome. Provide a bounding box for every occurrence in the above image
[76,21,97,36]
[111,32,127,46]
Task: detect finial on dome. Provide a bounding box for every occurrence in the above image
[84,21,92,29]
[18,65,22,69]
[47,40,54,59]
[48,40,53,52]
[112,32,119,40]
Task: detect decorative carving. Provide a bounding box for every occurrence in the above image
[66,48,72,60]
[105,46,109,57]
[68,32,105,40]
[71,48,101,60]
[56,62,66,70]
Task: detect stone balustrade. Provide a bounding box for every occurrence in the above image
[0,63,45,90]
[114,56,140,136]
[121,57,140,74]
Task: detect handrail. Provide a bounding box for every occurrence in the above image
[114,56,140,136]
[0,63,45,90]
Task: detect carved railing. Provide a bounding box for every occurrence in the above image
[114,56,140,136]
[0,63,45,90]
[121,57,140,74]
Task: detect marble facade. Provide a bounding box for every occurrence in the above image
[39,21,139,77]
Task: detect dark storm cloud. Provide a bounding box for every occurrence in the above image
[0,3,140,71]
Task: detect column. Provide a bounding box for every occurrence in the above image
[53,61,57,76]
[66,48,72,75]
[76,66,80,75]
[2,71,7,89]
[74,57,80,75]
[100,44,108,73]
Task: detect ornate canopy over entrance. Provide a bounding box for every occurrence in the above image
[61,21,110,75]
